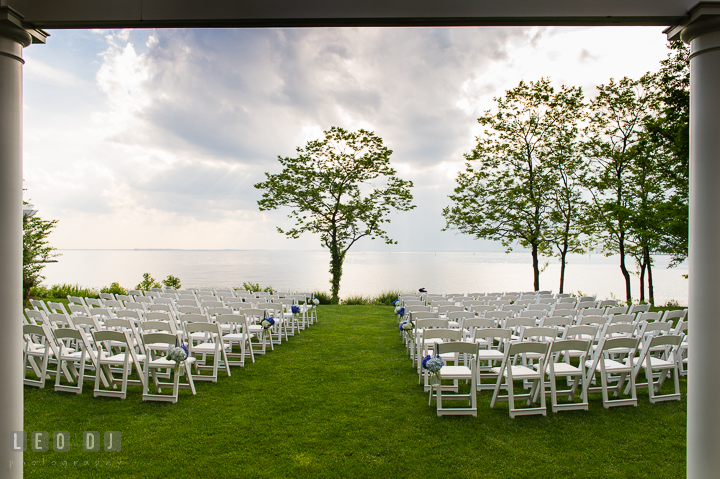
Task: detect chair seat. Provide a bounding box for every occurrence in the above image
[438,365,472,379]
[477,350,504,361]
[148,357,196,368]
[492,365,541,380]
[192,343,231,353]
[631,357,675,369]
[585,358,630,373]
[103,353,146,364]
[223,333,253,341]
[543,362,582,375]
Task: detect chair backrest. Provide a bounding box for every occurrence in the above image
[446,311,474,322]
[463,318,495,330]
[604,322,636,337]
[25,309,47,326]
[68,315,101,331]
[518,310,543,319]
[520,326,558,341]
[207,307,233,318]
[606,306,628,316]
[116,309,142,321]
[116,294,132,302]
[69,304,89,316]
[408,312,440,321]
[462,300,485,308]
[147,304,173,313]
[637,311,663,323]
[141,320,177,335]
[47,301,69,314]
[177,299,199,307]
[141,332,178,348]
[86,298,104,308]
[599,336,639,354]
[422,328,462,342]
[557,297,577,304]
[128,290,143,296]
[406,305,432,313]
[563,325,598,341]
[67,295,87,307]
[608,313,635,324]
[415,318,450,330]
[514,299,534,306]
[597,299,618,308]
[628,304,651,314]
[47,313,72,328]
[125,302,146,312]
[506,341,550,356]
[579,308,605,317]
[662,309,688,323]
[576,301,596,310]
[489,300,511,307]
[527,304,551,311]
[577,315,607,327]
[146,311,174,322]
[243,309,267,322]
[486,311,511,320]
[403,300,425,307]
[549,338,591,356]
[504,317,535,329]
[673,320,688,335]
[638,321,672,337]
[471,305,495,314]
[89,308,114,319]
[502,305,525,313]
[553,304,575,312]
[104,300,124,310]
[201,301,224,310]
[178,306,202,315]
[540,316,572,328]
[182,313,210,323]
[99,293,115,301]
[579,296,596,302]
[436,341,478,356]
[184,321,222,336]
[472,327,512,344]
[135,296,152,304]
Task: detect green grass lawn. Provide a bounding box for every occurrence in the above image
[23,305,686,478]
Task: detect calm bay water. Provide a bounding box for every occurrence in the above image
[42,250,688,306]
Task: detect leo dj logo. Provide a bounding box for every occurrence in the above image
[11,431,121,452]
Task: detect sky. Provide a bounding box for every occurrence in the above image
[22,26,672,252]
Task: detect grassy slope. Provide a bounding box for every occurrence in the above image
[24,305,686,478]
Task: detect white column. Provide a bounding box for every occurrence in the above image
[0,17,31,479]
[683,17,720,479]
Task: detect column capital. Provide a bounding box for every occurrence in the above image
[665,3,720,42]
[0,6,48,47]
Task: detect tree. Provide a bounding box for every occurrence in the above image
[136,273,161,291]
[644,41,689,268]
[255,127,415,304]
[584,76,654,304]
[23,203,59,301]
[443,78,584,291]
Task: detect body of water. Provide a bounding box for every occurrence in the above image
[41,249,689,306]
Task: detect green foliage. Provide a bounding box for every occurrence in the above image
[100,282,128,295]
[255,126,415,304]
[237,282,275,294]
[23,203,59,301]
[443,78,585,291]
[29,283,99,299]
[135,273,162,291]
[311,291,333,305]
[372,290,405,306]
[162,275,182,290]
[341,295,372,305]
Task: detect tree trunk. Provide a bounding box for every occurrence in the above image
[532,243,540,291]
[639,257,646,303]
[559,242,568,295]
[645,245,655,306]
[329,248,345,304]
[618,233,632,303]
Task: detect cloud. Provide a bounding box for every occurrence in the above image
[22,26,670,251]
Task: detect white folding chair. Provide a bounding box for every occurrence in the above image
[585,337,640,408]
[431,341,479,417]
[490,341,550,418]
[92,330,146,399]
[141,332,196,403]
[540,339,591,412]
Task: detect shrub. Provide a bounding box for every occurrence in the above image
[342,295,371,305]
[162,275,181,290]
[136,273,162,291]
[236,282,275,294]
[372,290,404,306]
[664,299,680,308]
[312,291,332,305]
[100,282,128,296]
[30,283,99,299]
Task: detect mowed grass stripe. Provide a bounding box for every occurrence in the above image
[23,305,686,478]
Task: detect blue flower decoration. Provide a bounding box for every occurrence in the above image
[392,299,399,306]
[291,305,300,314]
[421,354,431,369]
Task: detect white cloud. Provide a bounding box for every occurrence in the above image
[22,26,671,251]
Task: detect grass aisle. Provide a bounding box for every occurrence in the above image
[24,305,686,478]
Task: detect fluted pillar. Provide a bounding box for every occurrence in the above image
[0,7,38,479]
[681,15,720,479]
